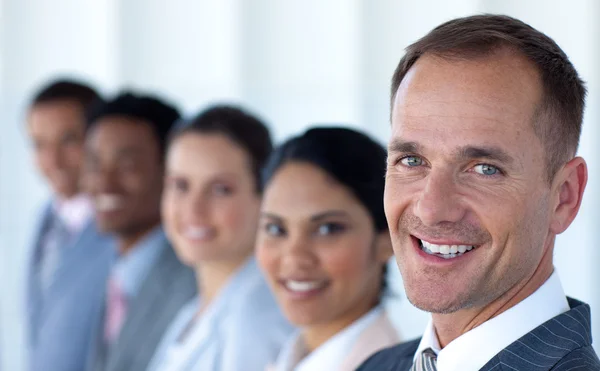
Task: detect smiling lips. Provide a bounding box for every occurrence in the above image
[418,238,478,259]
[279,279,329,298]
[182,226,215,242]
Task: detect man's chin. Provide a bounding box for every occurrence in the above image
[406,289,475,314]
[96,220,124,235]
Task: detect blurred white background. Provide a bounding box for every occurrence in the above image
[0,1,598,370]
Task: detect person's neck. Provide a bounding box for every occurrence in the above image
[118,222,161,255]
[195,253,252,314]
[432,245,555,348]
[302,296,378,353]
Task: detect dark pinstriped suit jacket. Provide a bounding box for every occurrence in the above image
[356,298,600,370]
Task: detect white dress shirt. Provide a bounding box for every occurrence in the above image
[274,306,383,371]
[413,271,569,371]
[52,193,94,235]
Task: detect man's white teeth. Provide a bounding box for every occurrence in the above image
[285,280,326,293]
[183,227,214,241]
[421,240,475,259]
[96,194,124,212]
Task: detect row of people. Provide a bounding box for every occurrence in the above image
[26,84,400,371]
[23,13,599,371]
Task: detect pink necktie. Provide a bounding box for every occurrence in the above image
[104,276,128,343]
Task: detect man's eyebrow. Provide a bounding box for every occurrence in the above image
[457,145,515,165]
[388,139,422,154]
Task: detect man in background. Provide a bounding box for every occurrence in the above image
[83,92,196,371]
[26,79,115,371]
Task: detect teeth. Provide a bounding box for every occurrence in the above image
[420,240,475,259]
[96,194,124,212]
[183,227,214,241]
[285,280,325,293]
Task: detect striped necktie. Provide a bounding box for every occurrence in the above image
[411,348,438,371]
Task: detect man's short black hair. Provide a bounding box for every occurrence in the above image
[86,91,181,157]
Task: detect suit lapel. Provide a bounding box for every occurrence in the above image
[106,244,195,371]
[45,221,111,294]
[27,204,54,343]
[480,298,592,371]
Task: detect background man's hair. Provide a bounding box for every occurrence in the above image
[30,78,103,111]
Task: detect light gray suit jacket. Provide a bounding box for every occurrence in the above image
[27,203,115,371]
[86,242,196,371]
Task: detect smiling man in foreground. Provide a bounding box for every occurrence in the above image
[358,14,600,371]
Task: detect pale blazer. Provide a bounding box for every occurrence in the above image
[268,308,400,371]
[147,258,294,371]
[27,202,115,371]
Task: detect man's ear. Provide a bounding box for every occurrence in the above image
[374,230,394,263]
[549,157,588,234]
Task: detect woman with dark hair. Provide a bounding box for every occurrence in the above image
[257,127,401,371]
[147,105,293,371]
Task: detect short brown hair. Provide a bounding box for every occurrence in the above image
[31,79,103,111]
[391,14,586,181]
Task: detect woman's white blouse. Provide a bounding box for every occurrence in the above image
[273,306,389,371]
[147,258,294,371]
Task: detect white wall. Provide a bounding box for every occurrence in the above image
[0,1,598,370]
[0,1,118,370]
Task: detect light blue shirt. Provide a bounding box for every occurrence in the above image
[146,257,295,371]
[110,226,167,299]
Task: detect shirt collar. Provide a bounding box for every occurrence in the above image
[414,271,569,371]
[52,194,93,234]
[111,225,167,298]
[276,306,383,371]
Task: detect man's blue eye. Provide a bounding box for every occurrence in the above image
[401,156,423,167]
[474,164,499,176]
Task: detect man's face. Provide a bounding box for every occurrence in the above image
[384,51,556,313]
[83,116,164,238]
[27,100,86,198]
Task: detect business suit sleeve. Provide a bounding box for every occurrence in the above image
[551,347,600,370]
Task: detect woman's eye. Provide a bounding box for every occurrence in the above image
[172,179,188,192]
[213,184,232,196]
[316,223,346,236]
[473,164,500,176]
[264,223,285,237]
[400,156,423,167]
